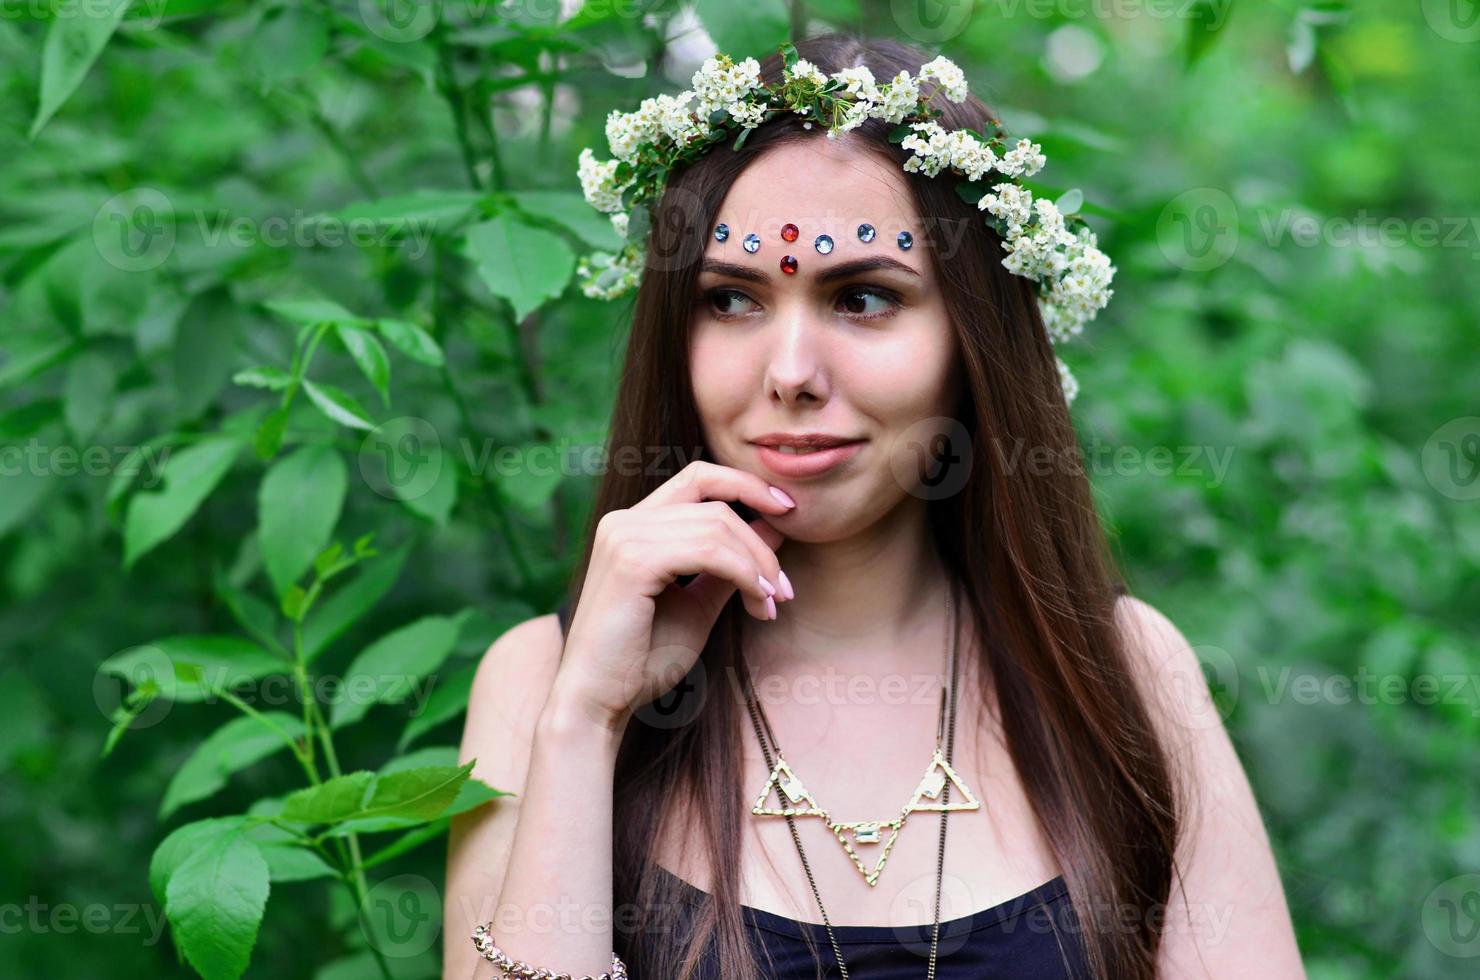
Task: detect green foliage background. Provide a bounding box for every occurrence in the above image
[1,0,1477,977]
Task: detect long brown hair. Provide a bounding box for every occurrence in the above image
[560,32,1182,980]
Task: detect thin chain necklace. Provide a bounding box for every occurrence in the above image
[737,580,967,979]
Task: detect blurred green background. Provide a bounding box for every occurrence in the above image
[2,0,1477,977]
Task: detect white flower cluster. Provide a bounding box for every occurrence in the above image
[919,56,969,103]
[577,148,629,215]
[691,54,764,121]
[604,92,709,162]
[572,49,1116,404]
[900,121,997,180]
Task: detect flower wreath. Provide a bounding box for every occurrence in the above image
[575,44,1116,404]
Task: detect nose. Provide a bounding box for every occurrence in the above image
[763,301,828,406]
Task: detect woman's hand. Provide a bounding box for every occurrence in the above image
[553,460,796,732]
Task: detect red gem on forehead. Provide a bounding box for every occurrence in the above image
[780,223,799,242]
[780,255,798,274]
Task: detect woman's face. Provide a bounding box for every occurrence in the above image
[690,138,962,541]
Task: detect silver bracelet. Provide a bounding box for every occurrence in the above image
[471,923,629,980]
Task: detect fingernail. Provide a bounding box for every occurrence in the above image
[759,574,776,597]
[765,595,777,620]
[769,486,796,508]
[777,570,794,600]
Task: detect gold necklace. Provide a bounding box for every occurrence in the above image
[739,580,977,979]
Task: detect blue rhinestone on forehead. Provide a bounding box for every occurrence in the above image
[897,230,913,250]
[857,223,876,243]
[714,223,729,242]
[742,233,761,253]
[814,234,834,254]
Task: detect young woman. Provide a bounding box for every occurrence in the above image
[445,33,1304,980]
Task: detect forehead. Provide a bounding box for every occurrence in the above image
[705,139,924,262]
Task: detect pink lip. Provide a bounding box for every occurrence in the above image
[752,440,865,478]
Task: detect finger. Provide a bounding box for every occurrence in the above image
[638,517,778,619]
[671,535,777,622]
[634,459,797,519]
[645,502,788,605]
[700,502,792,602]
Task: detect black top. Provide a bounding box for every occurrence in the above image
[551,592,1101,977]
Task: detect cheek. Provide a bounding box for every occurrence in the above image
[689,322,748,422]
[857,318,956,422]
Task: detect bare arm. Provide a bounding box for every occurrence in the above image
[443,615,627,979]
[444,461,795,978]
[1115,595,1307,978]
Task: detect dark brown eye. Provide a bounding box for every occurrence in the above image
[837,288,896,317]
[708,288,760,317]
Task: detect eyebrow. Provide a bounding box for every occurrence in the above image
[699,256,921,284]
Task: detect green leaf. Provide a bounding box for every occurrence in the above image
[693,0,789,58]
[302,379,374,430]
[955,180,984,204]
[214,580,282,652]
[280,584,308,621]
[258,444,347,598]
[465,216,575,321]
[98,635,287,703]
[165,826,270,980]
[124,433,245,566]
[30,0,132,138]
[336,325,391,407]
[249,5,329,90]
[397,661,477,749]
[0,335,77,390]
[63,349,116,440]
[326,777,503,836]
[263,298,359,328]
[280,771,376,823]
[509,190,622,250]
[493,443,563,512]
[374,319,444,367]
[1054,188,1084,216]
[253,404,291,461]
[150,817,247,908]
[302,542,412,661]
[232,366,294,391]
[314,541,345,576]
[174,289,241,422]
[1185,0,1234,69]
[329,614,462,729]
[160,713,307,819]
[358,761,475,822]
[258,843,337,883]
[325,189,484,228]
[888,124,914,143]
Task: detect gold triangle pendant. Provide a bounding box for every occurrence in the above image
[827,817,906,887]
[751,755,828,818]
[904,747,982,814]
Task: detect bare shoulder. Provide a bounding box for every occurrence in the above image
[460,612,567,772]
[1110,594,1307,976]
[444,613,567,971]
